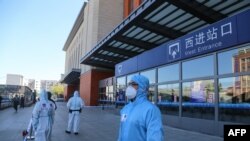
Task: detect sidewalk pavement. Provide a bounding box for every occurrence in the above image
[0,103,223,141]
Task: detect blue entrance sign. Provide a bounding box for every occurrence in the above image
[168,40,181,61]
[166,16,237,62]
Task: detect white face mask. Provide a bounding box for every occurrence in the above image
[125,86,137,99]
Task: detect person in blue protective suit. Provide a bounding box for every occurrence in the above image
[65,90,84,135]
[117,75,164,141]
[32,89,55,141]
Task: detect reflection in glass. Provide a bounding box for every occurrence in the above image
[108,86,113,93]
[158,64,179,83]
[98,78,115,106]
[148,85,155,103]
[140,69,156,84]
[157,83,179,116]
[107,86,114,101]
[99,87,106,100]
[218,46,250,74]
[182,80,215,119]
[116,77,126,103]
[219,76,250,123]
[183,55,213,79]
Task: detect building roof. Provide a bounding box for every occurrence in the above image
[63,2,87,51]
[80,0,250,69]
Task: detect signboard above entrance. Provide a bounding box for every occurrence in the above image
[115,9,250,77]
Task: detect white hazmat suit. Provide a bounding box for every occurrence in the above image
[32,90,55,141]
[66,91,84,134]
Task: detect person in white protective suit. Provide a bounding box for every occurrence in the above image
[65,90,84,135]
[32,89,55,141]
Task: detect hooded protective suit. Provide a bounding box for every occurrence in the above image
[66,91,84,133]
[32,90,55,141]
[118,75,164,141]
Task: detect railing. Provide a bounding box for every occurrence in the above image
[157,102,250,109]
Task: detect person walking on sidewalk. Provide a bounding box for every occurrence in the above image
[12,95,19,113]
[65,90,84,135]
[32,89,55,141]
[20,95,25,108]
[117,75,164,141]
[47,91,57,110]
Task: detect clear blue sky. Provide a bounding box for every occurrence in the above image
[0,0,85,84]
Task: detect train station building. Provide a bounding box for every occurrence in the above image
[61,0,250,136]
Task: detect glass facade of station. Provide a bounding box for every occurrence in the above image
[98,78,116,106]
[113,10,250,128]
[91,1,250,136]
[116,43,250,123]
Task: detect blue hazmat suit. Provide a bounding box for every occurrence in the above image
[32,90,55,141]
[66,91,84,133]
[118,75,164,141]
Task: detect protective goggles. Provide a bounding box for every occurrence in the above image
[128,81,138,86]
